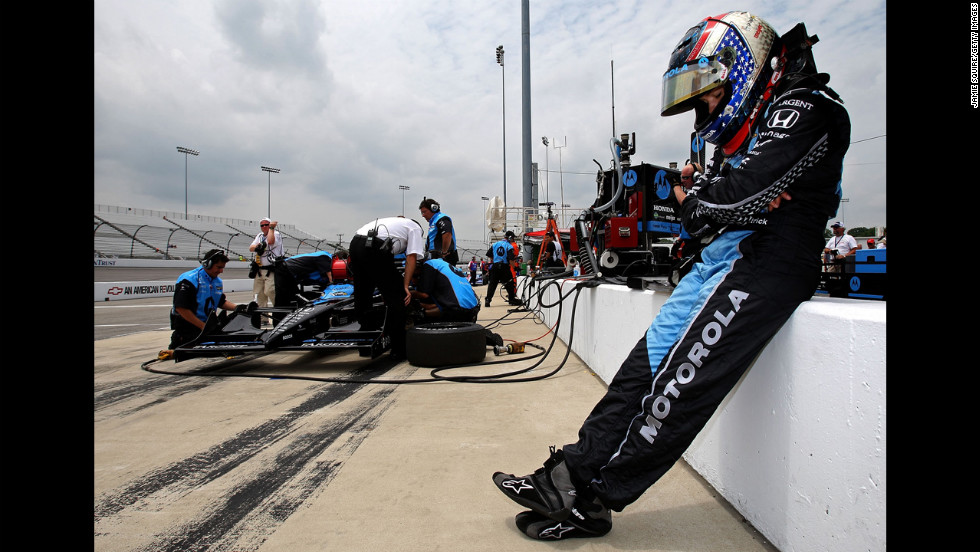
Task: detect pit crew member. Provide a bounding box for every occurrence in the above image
[167,249,254,353]
[410,249,480,322]
[348,216,426,359]
[419,198,459,266]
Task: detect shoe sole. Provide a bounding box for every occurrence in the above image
[515,510,611,540]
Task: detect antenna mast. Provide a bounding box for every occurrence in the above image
[611,59,616,138]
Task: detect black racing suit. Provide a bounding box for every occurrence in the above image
[561,78,851,511]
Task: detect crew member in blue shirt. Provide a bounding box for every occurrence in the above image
[419,198,459,266]
[485,231,521,307]
[167,249,254,352]
[410,250,480,322]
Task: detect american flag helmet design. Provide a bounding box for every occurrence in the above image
[661,11,778,152]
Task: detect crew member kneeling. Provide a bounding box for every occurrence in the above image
[166,249,255,355]
[411,250,480,323]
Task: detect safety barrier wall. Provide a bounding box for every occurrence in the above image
[96,279,254,302]
[94,258,250,269]
[527,277,885,552]
[94,259,254,301]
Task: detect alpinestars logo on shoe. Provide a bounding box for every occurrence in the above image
[539,522,575,539]
[501,478,533,494]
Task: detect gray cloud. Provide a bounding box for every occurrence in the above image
[94,0,887,245]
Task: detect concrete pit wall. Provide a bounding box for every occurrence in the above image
[528,277,885,552]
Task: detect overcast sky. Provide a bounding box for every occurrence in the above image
[94,0,886,245]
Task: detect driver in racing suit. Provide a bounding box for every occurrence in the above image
[491,11,850,540]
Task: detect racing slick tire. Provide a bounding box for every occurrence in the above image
[406,322,487,368]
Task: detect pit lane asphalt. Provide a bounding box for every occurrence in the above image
[94,269,779,552]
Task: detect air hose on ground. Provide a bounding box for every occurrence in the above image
[141,276,599,385]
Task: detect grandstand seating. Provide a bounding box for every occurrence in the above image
[94,205,340,260]
[95,204,494,264]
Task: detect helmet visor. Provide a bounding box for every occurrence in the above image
[661,55,730,116]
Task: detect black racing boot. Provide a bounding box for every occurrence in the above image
[492,446,577,521]
[514,496,612,540]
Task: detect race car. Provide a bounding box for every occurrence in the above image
[172,283,392,362]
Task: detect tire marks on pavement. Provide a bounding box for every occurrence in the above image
[94,359,406,551]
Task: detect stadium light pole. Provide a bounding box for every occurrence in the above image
[553,137,566,226]
[176,146,199,219]
[481,196,491,247]
[399,185,411,216]
[261,166,280,217]
[481,195,490,229]
[540,137,549,204]
[496,45,506,206]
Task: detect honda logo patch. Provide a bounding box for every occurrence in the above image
[768,109,799,129]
